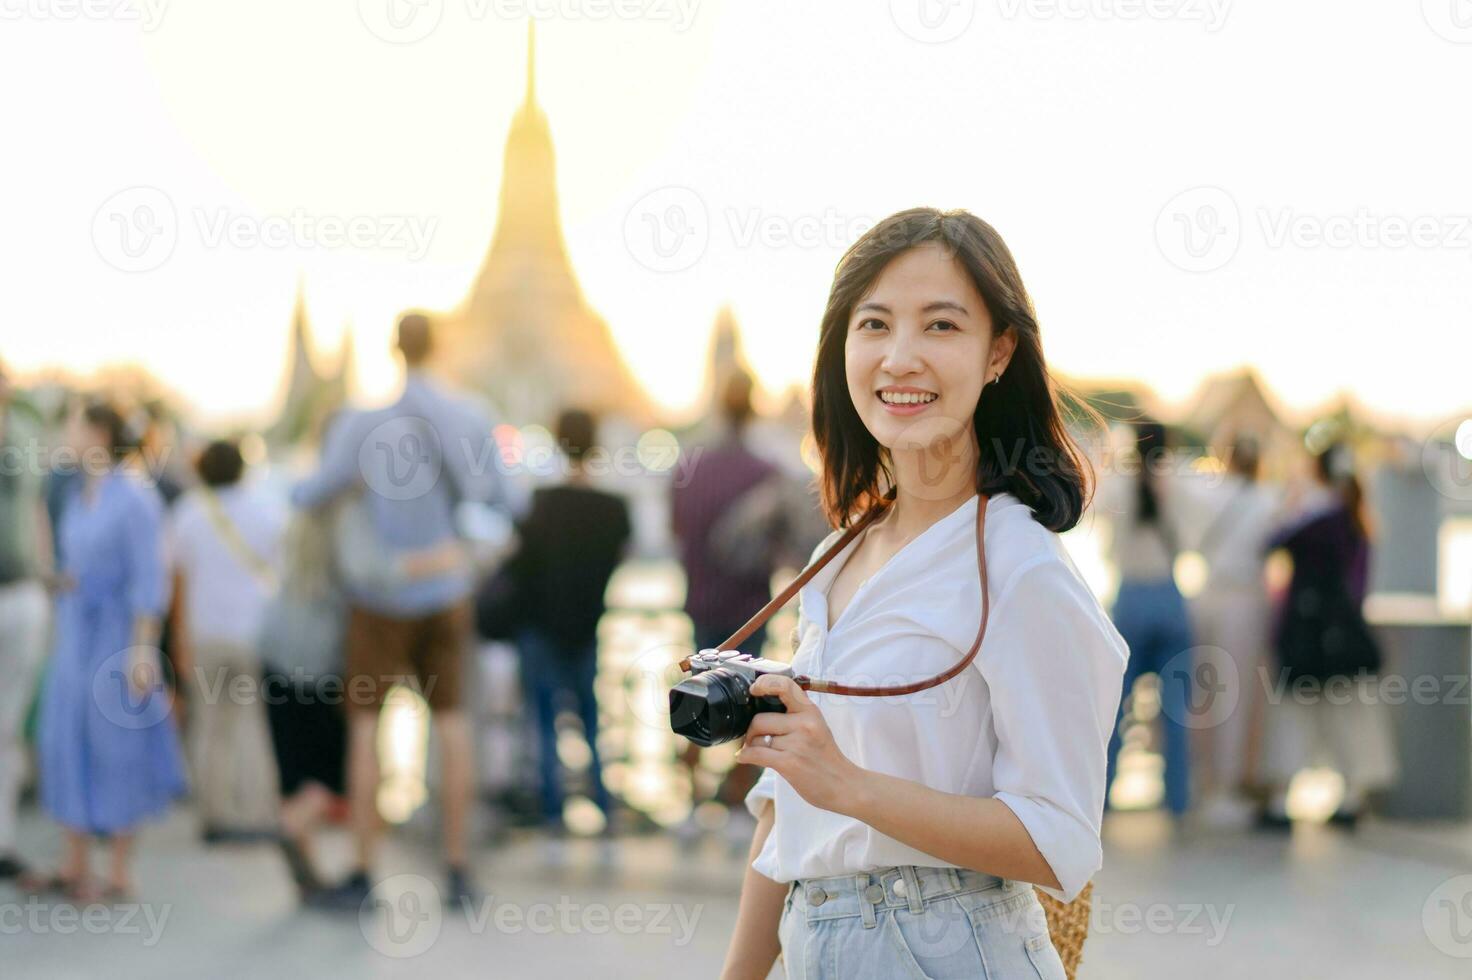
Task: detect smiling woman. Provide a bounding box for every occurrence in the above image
[716,209,1127,980]
[813,208,1094,536]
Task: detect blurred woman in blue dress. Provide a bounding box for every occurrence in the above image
[24,401,186,902]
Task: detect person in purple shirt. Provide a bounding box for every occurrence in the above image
[23,401,186,902]
[672,370,780,657]
[671,370,780,839]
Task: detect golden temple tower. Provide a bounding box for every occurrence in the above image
[433,23,652,427]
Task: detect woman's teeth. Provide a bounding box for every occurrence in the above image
[879,391,938,405]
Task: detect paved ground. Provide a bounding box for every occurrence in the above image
[4,806,1472,978]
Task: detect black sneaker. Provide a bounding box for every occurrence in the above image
[277,836,326,900]
[446,866,481,908]
[305,870,372,912]
[204,826,277,846]
[1254,807,1292,832]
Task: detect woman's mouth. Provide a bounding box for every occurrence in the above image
[876,389,938,415]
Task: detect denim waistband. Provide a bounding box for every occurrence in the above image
[786,866,1025,924]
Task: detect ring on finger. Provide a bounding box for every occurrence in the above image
[762,734,773,748]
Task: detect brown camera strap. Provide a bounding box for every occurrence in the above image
[677,493,991,697]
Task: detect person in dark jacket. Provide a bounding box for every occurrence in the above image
[509,409,631,832]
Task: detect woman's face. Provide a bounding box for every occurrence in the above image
[66,409,109,460]
[844,242,1012,453]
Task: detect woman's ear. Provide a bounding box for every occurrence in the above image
[989,325,1018,379]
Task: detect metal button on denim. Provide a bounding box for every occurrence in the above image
[892,878,907,898]
[864,884,884,904]
[806,887,828,907]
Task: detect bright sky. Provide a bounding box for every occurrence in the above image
[3,0,1469,432]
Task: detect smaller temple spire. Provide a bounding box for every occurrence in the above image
[290,272,309,345]
[334,319,356,401]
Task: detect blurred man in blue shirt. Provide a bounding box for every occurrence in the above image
[291,313,510,907]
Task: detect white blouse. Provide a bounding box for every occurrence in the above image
[743,492,1128,904]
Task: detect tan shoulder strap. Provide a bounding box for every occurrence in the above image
[198,488,278,591]
[678,492,991,698]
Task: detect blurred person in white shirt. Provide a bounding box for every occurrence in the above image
[169,439,285,841]
[1175,435,1283,829]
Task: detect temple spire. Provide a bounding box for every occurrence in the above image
[524,20,536,108]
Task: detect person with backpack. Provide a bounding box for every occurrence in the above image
[671,370,781,844]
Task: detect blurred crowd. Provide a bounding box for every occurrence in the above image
[0,315,828,911]
[1097,422,1398,832]
[0,314,1412,912]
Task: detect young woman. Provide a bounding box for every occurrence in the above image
[718,209,1128,980]
[25,401,187,902]
[1256,441,1397,829]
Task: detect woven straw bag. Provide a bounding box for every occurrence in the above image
[1037,881,1092,980]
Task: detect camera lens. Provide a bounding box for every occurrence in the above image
[669,667,753,747]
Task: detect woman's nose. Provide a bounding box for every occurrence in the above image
[880,328,923,375]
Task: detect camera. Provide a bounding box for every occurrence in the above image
[668,649,794,747]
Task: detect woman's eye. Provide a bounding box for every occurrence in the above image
[856,318,887,332]
[928,320,958,332]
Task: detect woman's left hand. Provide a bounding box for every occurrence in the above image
[736,676,860,815]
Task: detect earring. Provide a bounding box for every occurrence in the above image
[991,373,1002,386]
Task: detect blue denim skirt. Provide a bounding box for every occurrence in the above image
[778,865,1067,980]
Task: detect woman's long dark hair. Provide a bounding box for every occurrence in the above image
[83,400,138,463]
[1315,441,1371,541]
[810,208,1096,532]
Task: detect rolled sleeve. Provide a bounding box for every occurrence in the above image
[291,412,363,510]
[743,766,778,820]
[981,556,1127,904]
